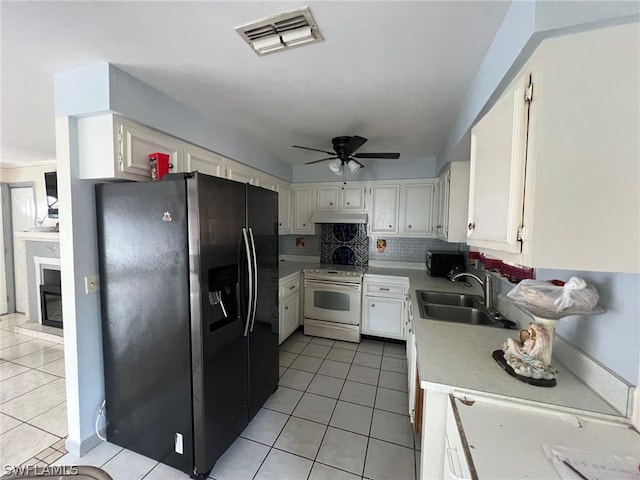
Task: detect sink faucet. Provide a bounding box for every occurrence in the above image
[451,271,493,309]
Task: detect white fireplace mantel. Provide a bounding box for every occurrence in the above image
[14,231,60,320]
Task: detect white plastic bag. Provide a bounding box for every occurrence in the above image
[507,277,599,312]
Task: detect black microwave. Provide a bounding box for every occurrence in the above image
[426,251,466,278]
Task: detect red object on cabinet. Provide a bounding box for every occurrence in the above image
[149,152,171,181]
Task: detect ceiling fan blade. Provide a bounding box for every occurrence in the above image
[353,152,400,159]
[346,136,367,153]
[293,145,335,155]
[304,157,338,165]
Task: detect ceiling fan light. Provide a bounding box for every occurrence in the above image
[328,159,343,175]
[347,159,362,173]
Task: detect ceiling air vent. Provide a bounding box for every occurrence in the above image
[236,7,323,56]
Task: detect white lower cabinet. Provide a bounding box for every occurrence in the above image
[361,275,409,341]
[279,273,301,344]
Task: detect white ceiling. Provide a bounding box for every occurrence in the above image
[0,1,511,168]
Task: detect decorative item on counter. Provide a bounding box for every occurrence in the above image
[149,152,172,181]
[500,262,535,283]
[495,323,558,387]
[480,255,502,272]
[493,277,605,387]
[507,277,599,312]
[296,237,305,249]
[376,238,386,253]
[468,250,482,268]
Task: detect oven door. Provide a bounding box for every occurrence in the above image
[304,278,362,325]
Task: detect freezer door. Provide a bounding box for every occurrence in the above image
[246,185,279,420]
[96,179,194,473]
[187,173,249,477]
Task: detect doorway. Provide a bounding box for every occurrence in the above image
[10,184,36,313]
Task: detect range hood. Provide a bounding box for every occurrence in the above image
[310,212,368,224]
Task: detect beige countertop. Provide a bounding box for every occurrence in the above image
[277,260,623,419]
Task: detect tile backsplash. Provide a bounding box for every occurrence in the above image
[320,224,369,266]
[279,230,467,266]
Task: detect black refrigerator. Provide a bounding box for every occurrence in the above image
[95,172,279,479]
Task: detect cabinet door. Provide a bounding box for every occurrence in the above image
[468,74,529,253]
[183,145,225,177]
[362,296,405,340]
[316,186,339,211]
[277,183,292,234]
[292,186,315,234]
[120,119,182,178]
[342,186,366,211]
[436,169,451,240]
[399,183,435,236]
[255,174,278,192]
[370,185,399,234]
[226,160,256,185]
[279,292,300,344]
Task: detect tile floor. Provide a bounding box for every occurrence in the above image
[2,319,420,480]
[0,313,68,469]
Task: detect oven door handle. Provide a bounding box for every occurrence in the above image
[304,279,362,292]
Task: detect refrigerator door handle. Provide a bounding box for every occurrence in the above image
[248,227,258,332]
[242,227,253,337]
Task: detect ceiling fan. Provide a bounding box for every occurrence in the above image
[293,136,400,175]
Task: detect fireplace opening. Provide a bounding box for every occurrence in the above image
[40,268,62,329]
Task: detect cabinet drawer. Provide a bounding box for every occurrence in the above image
[365,282,406,296]
[279,276,301,299]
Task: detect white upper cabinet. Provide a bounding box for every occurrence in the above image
[78,114,182,181]
[468,23,639,272]
[341,185,366,211]
[226,159,257,185]
[315,184,366,212]
[277,183,292,234]
[183,144,225,178]
[468,73,529,253]
[316,186,340,211]
[399,182,436,236]
[370,185,400,234]
[437,162,470,243]
[292,186,315,234]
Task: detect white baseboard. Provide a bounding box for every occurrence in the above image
[66,432,104,457]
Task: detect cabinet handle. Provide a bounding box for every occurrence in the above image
[379,287,390,291]
[279,222,282,226]
[468,222,475,231]
[346,202,350,205]
[289,285,296,290]
[408,224,412,228]
[436,225,442,229]
[168,163,174,169]
[388,225,392,228]
[446,447,465,480]
[371,304,375,307]
[303,223,307,227]
[285,306,288,310]
[330,202,333,206]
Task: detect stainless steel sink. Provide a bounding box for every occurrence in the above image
[418,304,498,326]
[417,290,482,307]
[416,290,515,328]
